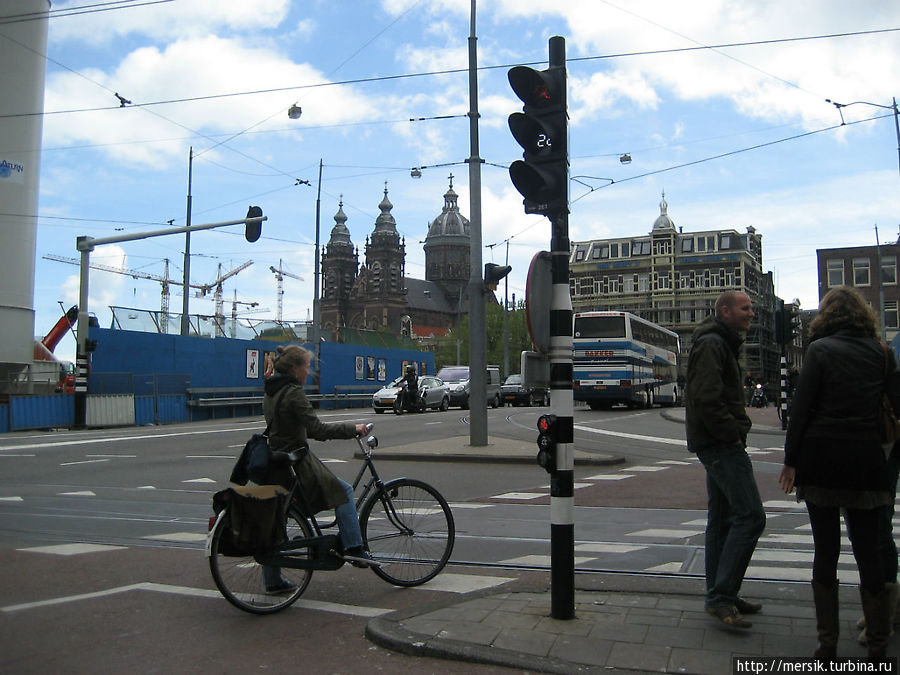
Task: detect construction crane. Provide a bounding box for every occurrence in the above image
[269,259,303,323]
[199,261,254,336]
[43,254,207,334]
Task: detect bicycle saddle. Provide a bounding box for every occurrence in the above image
[269,445,309,466]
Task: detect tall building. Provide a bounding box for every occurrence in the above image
[816,239,900,344]
[568,193,780,387]
[319,178,473,344]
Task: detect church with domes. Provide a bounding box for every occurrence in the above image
[319,176,474,343]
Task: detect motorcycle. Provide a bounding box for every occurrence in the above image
[393,381,425,414]
[750,383,768,408]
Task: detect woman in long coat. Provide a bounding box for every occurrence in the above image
[261,345,374,592]
[779,286,900,660]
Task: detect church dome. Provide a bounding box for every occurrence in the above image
[425,176,470,240]
[327,198,352,247]
[652,192,676,232]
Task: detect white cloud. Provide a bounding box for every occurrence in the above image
[49,0,291,43]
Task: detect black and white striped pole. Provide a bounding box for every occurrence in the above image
[509,35,573,619]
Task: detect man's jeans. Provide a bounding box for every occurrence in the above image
[695,443,766,609]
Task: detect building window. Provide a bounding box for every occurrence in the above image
[826,259,843,287]
[653,240,672,255]
[591,245,602,260]
[609,276,619,293]
[681,238,693,253]
[720,235,731,249]
[853,258,871,287]
[633,240,650,256]
[638,273,650,292]
[620,244,630,258]
[371,262,381,291]
[574,246,588,261]
[624,275,635,293]
[696,235,715,252]
[882,256,897,285]
[885,301,899,329]
[594,277,603,295]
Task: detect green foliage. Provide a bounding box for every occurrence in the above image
[433,302,532,374]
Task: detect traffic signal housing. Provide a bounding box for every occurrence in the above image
[484,263,512,291]
[245,205,263,242]
[507,64,568,217]
[536,413,558,473]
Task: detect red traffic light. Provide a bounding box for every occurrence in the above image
[537,414,557,433]
[508,66,562,108]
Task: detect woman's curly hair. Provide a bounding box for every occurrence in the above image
[807,286,877,341]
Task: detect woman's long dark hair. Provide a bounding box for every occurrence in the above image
[807,286,877,341]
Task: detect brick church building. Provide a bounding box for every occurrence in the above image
[319,177,473,343]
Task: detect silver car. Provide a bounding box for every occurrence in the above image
[371,375,450,413]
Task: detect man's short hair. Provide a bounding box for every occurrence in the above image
[715,291,743,317]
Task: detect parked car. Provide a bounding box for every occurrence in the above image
[501,373,550,407]
[436,365,502,409]
[371,375,450,413]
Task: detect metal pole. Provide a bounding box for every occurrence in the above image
[546,35,574,620]
[876,225,886,342]
[892,98,900,184]
[313,159,323,385]
[466,0,487,445]
[180,148,193,336]
[503,239,509,379]
[73,238,92,428]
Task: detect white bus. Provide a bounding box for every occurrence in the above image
[573,311,680,409]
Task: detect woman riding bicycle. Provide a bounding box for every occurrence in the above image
[262,344,375,592]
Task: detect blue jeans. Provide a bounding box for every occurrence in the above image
[263,479,362,587]
[695,444,766,608]
[334,479,363,550]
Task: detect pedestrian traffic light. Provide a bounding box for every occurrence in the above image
[245,205,263,242]
[536,413,558,473]
[484,263,512,291]
[774,307,786,345]
[507,63,568,217]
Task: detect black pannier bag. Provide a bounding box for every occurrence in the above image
[212,485,289,556]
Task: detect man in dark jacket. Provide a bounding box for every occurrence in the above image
[685,290,766,629]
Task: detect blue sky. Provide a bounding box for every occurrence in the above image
[18,0,900,361]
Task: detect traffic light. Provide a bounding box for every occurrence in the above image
[484,263,512,291]
[507,63,568,217]
[536,414,557,473]
[774,307,786,345]
[787,305,802,342]
[245,205,263,242]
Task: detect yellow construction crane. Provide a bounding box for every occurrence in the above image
[269,259,303,323]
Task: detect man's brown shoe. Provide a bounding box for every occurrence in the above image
[735,597,762,615]
[706,604,752,629]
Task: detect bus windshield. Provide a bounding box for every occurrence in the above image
[574,315,625,338]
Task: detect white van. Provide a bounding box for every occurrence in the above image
[436,365,502,409]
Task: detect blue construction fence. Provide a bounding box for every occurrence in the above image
[0,327,433,432]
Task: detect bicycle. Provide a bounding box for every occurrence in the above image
[206,423,455,614]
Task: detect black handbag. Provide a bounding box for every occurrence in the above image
[245,431,272,485]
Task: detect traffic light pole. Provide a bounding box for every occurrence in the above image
[546,36,574,620]
[71,211,266,428]
[549,207,575,620]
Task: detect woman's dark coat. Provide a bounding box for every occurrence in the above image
[261,374,357,514]
[784,329,900,503]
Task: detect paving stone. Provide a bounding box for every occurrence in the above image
[490,626,556,657]
[548,634,613,667]
[606,641,671,671]
[435,620,500,646]
[588,620,648,644]
[534,615,593,636]
[479,609,542,631]
[644,624,705,648]
[669,646,734,675]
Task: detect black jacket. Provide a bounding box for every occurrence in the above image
[684,316,752,452]
[784,330,900,492]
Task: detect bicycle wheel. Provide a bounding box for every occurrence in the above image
[359,478,455,586]
[208,507,313,614]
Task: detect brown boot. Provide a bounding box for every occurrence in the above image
[812,580,839,659]
[858,581,898,644]
[859,585,890,660]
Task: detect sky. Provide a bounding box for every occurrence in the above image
[9,0,900,363]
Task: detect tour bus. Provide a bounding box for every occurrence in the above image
[573,311,680,409]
